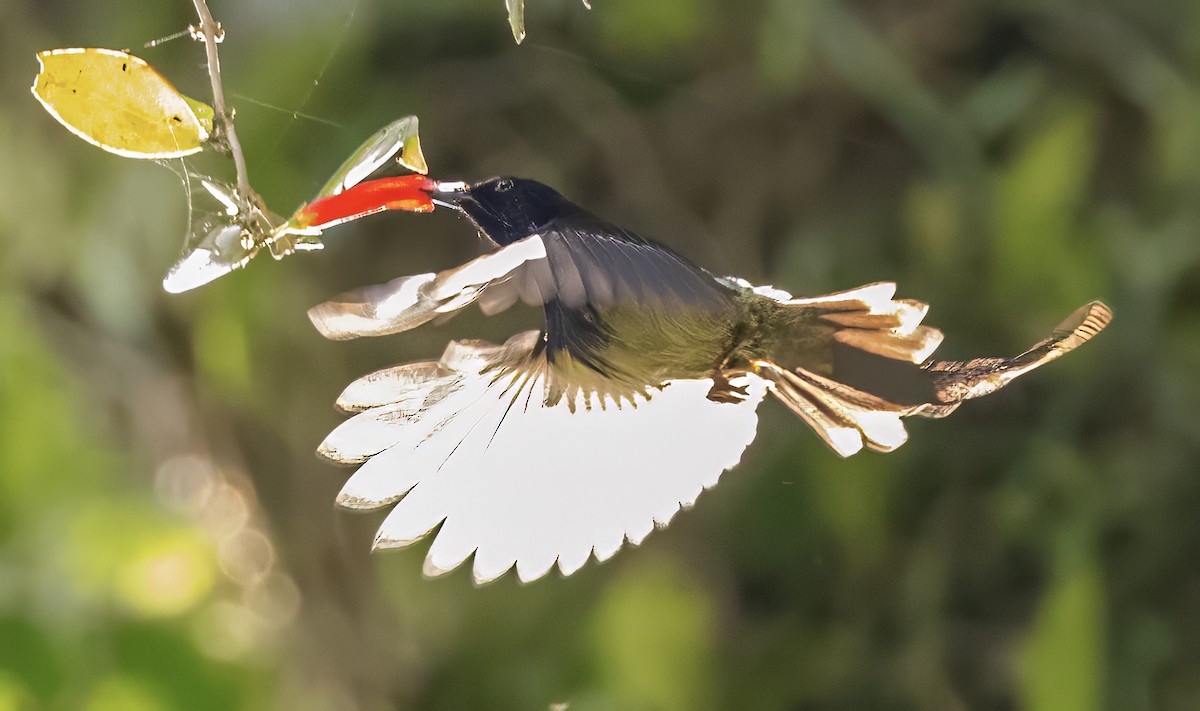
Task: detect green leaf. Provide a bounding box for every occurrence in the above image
[181,95,215,136]
[506,0,526,44]
[312,116,427,201]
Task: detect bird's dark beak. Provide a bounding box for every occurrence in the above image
[424,180,475,210]
[422,179,502,244]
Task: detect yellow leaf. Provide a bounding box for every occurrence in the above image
[31,48,211,159]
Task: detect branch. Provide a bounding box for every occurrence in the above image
[191,0,253,203]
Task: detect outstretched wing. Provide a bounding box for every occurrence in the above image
[310,219,759,583]
[319,332,766,583]
[309,235,549,340]
[308,218,734,341]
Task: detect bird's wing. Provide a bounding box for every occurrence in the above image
[308,235,548,340]
[319,331,766,584]
[534,221,733,312]
[308,222,732,341]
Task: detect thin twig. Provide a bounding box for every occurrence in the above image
[191,0,253,203]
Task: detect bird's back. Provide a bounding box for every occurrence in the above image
[533,213,746,393]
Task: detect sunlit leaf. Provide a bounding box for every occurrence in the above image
[162,178,300,294]
[163,221,256,295]
[31,48,212,160]
[163,116,432,293]
[181,96,215,136]
[506,0,526,44]
[163,180,260,294]
[313,116,428,201]
[503,0,591,44]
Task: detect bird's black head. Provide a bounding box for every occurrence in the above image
[427,177,578,246]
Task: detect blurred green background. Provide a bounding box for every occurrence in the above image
[4,0,1199,708]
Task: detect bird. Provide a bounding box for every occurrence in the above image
[307,176,1112,585]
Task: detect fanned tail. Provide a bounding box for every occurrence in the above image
[783,282,945,365]
[753,283,1111,457]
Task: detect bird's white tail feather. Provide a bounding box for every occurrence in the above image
[787,282,945,364]
[755,359,923,457]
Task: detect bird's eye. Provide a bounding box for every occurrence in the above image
[495,179,514,192]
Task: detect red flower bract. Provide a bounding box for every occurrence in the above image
[296,175,435,230]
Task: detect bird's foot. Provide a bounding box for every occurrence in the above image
[707,373,749,404]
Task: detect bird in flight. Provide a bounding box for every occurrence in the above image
[308,176,1111,584]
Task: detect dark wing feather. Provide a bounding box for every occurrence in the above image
[309,215,736,346]
[541,216,733,312]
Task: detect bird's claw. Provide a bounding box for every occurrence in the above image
[707,373,749,404]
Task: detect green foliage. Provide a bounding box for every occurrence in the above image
[1022,532,1105,711]
[589,564,717,711]
[7,0,1200,709]
[596,0,709,56]
[993,98,1104,315]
